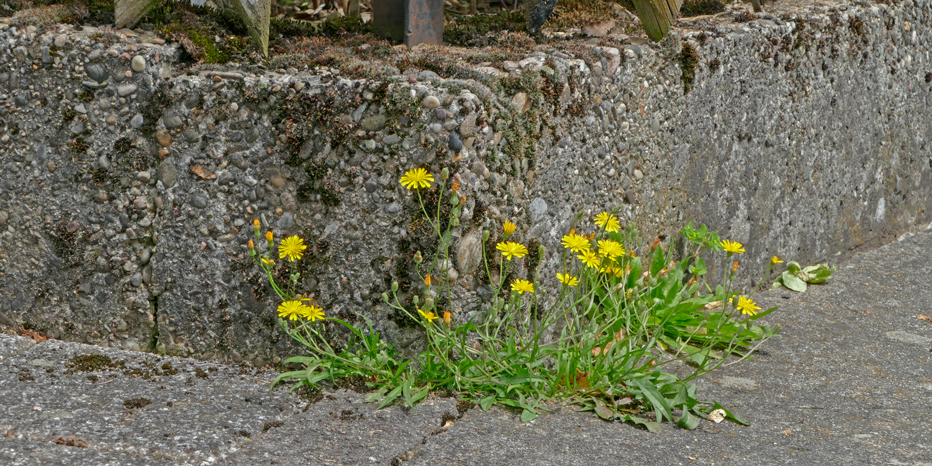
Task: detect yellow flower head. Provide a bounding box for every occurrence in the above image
[496,241,528,261]
[303,304,325,322]
[400,168,434,190]
[561,233,590,253]
[424,274,432,287]
[278,235,307,261]
[721,239,745,254]
[511,279,534,294]
[248,239,255,250]
[597,240,625,259]
[266,231,274,243]
[594,212,621,233]
[578,249,601,269]
[557,273,578,287]
[736,295,760,316]
[418,309,438,322]
[277,300,306,321]
[443,311,452,326]
[503,221,516,238]
[771,256,783,265]
[253,219,260,231]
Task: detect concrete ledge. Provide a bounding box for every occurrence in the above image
[0,1,930,362]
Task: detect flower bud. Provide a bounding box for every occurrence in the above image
[382,292,389,303]
[253,219,260,232]
[422,297,435,311]
[266,231,274,242]
[413,251,423,264]
[538,244,546,258]
[450,194,460,206]
[441,167,449,179]
[482,230,490,242]
[443,311,451,326]
[391,281,399,293]
[424,274,432,287]
[731,261,739,273]
[412,295,420,305]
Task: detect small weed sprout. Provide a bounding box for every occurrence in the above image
[260,171,781,430]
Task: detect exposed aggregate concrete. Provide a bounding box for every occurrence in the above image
[0,0,931,365]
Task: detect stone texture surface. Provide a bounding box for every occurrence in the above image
[0,338,299,465]
[0,227,928,466]
[0,1,931,365]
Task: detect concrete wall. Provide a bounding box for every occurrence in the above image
[0,0,930,365]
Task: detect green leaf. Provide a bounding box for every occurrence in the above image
[688,257,707,276]
[780,271,807,292]
[593,398,613,420]
[378,385,403,409]
[365,387,388,403]
[650,247,665,276]
[402,379,413,407]
[411,385,430,404]
[520,409,539,422]
[632,378,673,422]
[676,408,700,430]
[785,261,801,274]
[623,415,661,432]
[480,396,496,411]
[270,370,305,390]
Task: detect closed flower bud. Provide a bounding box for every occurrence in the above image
[391,281,399,293]
[731,261,739,273]
[266,231,274,242]
[441,167,449,179]
[482,230,490,242]
[413,295,420,305]
[253,219,260,232]
[538,244,546,258]
[382,292,389,302]
[443,311,451,326]
[413,251,423,264]
[422,297,435,311]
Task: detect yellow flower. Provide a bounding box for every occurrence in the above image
[496,241,528,261]
[736,296,760,316]
[503,221,516,238]
[248,239,254,250]
[557,273,578,287]
[266,231,274,242]
[261,258,275,267]
[443,311,451,326]
[277,300,306,321]
[721,239,745,254]
[594,212,620,233]
[419,309,438,322]
[578,249,601,269]
[424,274,432,287]
[511,279,534,294]
[253,219,260,232]
[771,256,783,265]
[597,240,625,259]
[400,168,434,190]
[278,235,307,262]
[302,304,324,321]
[561,233,590,253]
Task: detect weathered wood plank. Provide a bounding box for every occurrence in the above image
[232,0,270,57]
[114,0,158,28]
[631,0,683,42]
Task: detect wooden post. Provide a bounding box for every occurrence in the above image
[114,0,158,28]
[232,0,271,58]
[631,0,683,42]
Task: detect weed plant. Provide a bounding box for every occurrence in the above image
[254,168,780,430]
